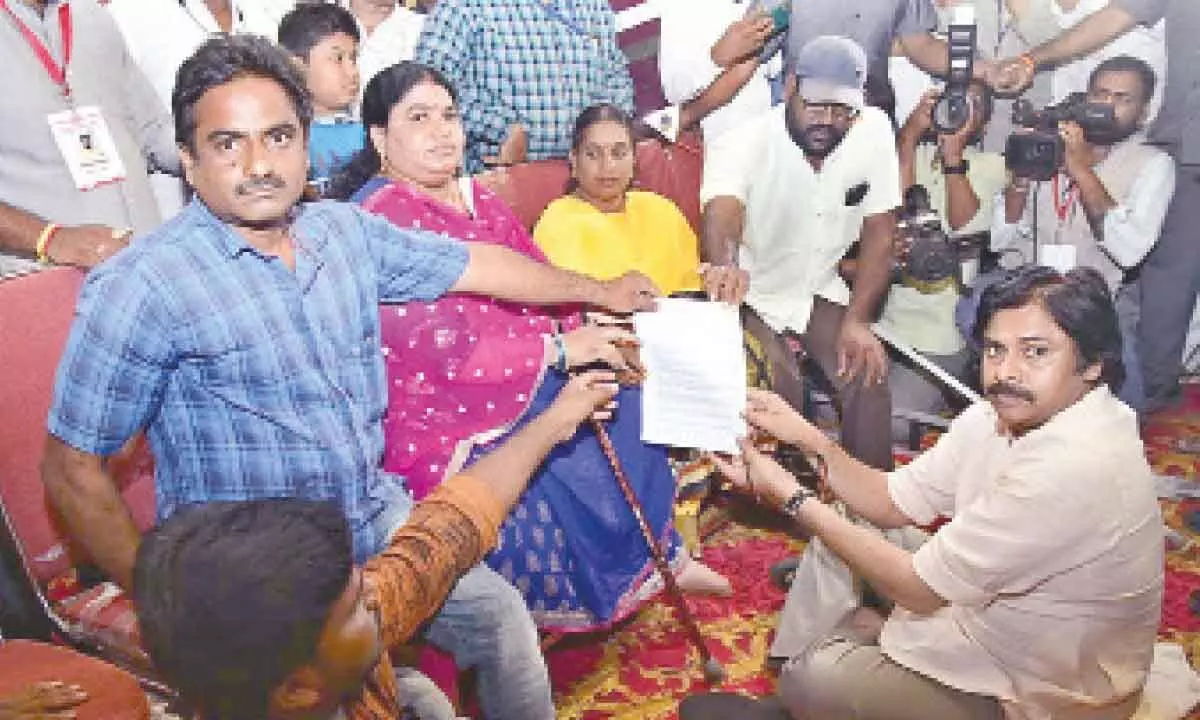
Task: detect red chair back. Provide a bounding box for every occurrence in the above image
[0,269,156,586]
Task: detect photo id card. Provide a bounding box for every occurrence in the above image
[47,106,126,191]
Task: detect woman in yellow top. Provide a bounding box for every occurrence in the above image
[534,104,702,296]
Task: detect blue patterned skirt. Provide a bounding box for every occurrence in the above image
[470,370,682,632]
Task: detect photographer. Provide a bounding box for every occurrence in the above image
[852,80,1006,439]
[992,55,1174,412]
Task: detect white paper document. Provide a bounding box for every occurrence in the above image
[633,298,747,454]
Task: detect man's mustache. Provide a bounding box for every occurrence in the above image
[985,381,1036,403]
[236,176,286,195]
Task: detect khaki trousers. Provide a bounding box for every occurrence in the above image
[778,631,1004,720]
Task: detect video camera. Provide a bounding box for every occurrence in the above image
[1004,93,1116,181]
[896,185,984,293]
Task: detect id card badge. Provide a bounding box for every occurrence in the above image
[1040,244,1077,275]
[47,106,127,191]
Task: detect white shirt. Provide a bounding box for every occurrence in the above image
[884,387,1162,719]
[341,2,426,87]
[105,0,292,105]
[701,104,901,333]
[990,138,1175,290]
[657,0,776,142]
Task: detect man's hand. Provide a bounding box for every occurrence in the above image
[1059,120,1092,179]
[744,388,830,452]
[560,324,638,370]
[0,681,88,720]
[899,89,937,146]
[989,55,1036,95]
[837,320,887,385]
[708,437,801,510]
[699,263,749,304]
[543,370,620,440]
[48,225,131,268]
[483,123,528,167]
[937,97,978,163]
[596,271,660,314]
[710,14,775,67]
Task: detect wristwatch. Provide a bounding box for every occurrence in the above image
[781,484,818,520]
[942,159,970,175]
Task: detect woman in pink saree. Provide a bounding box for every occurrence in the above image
[328,63,729,633]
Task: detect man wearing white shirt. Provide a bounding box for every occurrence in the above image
[657,0,778,150]
[991,55,1173,413]
[701,36,900,472]
[340,0,428,88]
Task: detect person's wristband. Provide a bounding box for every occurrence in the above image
[35,223,61,264]
[781,484,818,519]
[942,160,969,175]
[553,333,569,373]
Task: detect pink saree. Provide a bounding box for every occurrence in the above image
[360,178,569,499]
[359,176,682,632]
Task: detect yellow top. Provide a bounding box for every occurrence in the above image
[533,190,702,296]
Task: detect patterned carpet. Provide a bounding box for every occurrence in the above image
[546,381,1200,719]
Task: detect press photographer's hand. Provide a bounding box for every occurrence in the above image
[1059,120,1091,178]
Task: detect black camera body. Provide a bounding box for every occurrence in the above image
[896,185,981,293]
[931,9,977,136]
[1005,93,1116,180]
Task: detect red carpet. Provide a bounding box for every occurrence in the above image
[547,382,1200,719]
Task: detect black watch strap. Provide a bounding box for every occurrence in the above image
[942,160,969,175]
[782,484,817,519]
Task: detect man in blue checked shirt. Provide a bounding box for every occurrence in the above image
[414,0,635,172]
[41,35,657,720]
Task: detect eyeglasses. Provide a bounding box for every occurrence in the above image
[799,102,858,122]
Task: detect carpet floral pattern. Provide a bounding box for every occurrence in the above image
[546,382,1200,719]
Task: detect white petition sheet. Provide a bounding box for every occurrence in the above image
[633,298,747,453]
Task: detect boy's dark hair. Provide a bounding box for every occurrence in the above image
[173,35,313,152]
[1089,54,1157,105]
[278,3,360,61]
[326,61,459,201]
[134,499,354,720]
[974,265,1125,390]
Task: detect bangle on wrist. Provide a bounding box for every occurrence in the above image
[1019,52,1038,73]
[35,223,60,264]
[552,333,568,373]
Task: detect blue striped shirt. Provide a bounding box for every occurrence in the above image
[415,0,635,172]
[48,199,469,560]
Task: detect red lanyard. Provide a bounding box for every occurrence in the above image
[0,1,73,97]
[1051,173,1078,223]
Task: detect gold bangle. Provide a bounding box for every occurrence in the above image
[1019,53,1038,73]
[35,223,61,264]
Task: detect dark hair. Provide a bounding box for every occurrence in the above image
[565,103,636,194]
[278,3,360,61]
[1089,54,1157,105]
[325,61,458,201]
[974,265,1124,390]
[173,35,313,152]
[134,499,354,720]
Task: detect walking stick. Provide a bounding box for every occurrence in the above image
[590,419,727,685]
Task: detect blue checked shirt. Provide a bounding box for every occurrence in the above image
[47,199,469,561]
[415,0,635,172]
